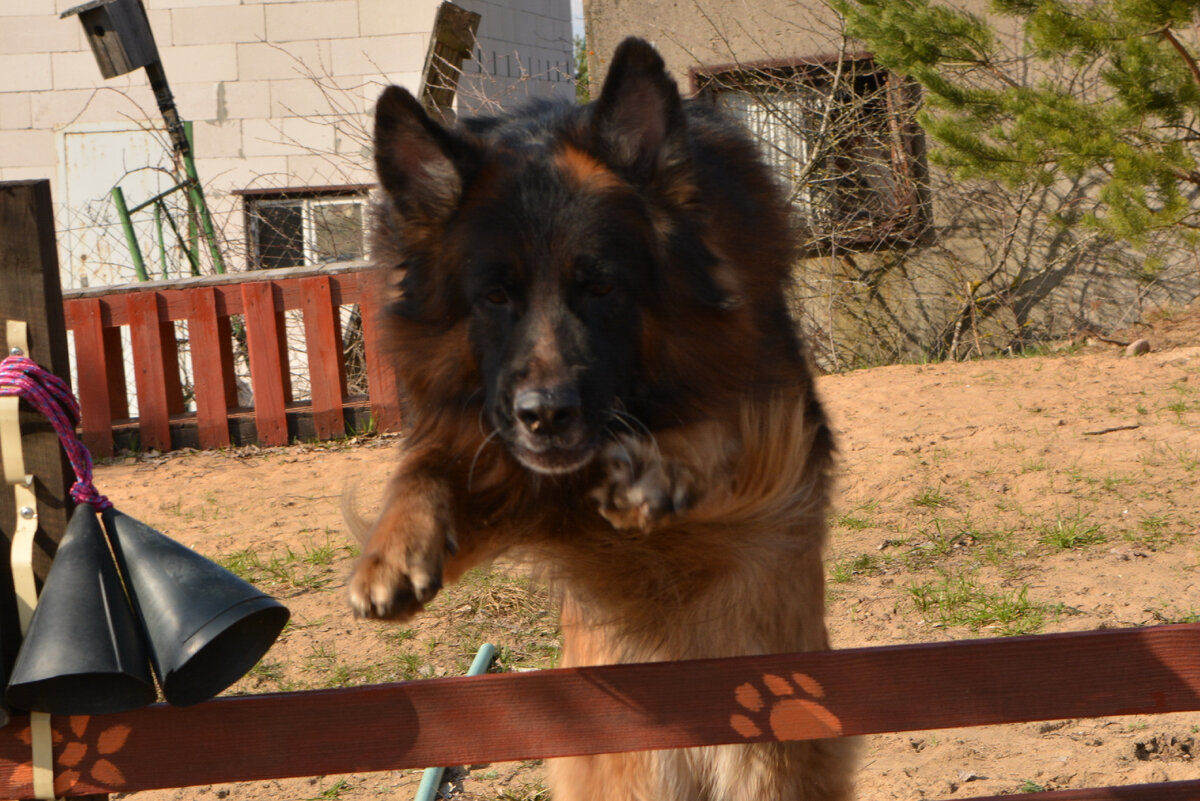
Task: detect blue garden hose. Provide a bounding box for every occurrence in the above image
[413,643,498,801]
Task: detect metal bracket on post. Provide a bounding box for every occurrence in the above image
[1,320,56,801]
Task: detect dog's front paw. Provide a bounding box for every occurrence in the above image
[590,436,700,531]
[348,512,456,621]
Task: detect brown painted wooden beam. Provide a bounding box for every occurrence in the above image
[0,624,1196,798]
[938,779,1200,801]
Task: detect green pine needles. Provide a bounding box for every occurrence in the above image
[836,0,1200,243]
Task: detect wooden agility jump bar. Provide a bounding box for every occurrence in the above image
[0,623,1196,798]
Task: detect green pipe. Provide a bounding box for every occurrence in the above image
[154,199,168,279]
[414,643,497,801]
[128,180,189,215]
[157,198,201,277]
[181,120,226,274]
[112,185,150,282]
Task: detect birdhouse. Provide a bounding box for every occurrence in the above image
[61,0,161,79]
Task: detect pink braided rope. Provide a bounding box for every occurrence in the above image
[0,354,111,511]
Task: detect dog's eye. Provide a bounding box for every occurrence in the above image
[485,288,510,305]
[586,281,614,298]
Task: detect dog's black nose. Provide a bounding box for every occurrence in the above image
[514,388,582,437]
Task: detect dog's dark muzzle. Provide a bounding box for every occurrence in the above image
[507,386,597,474]
[514,387,582,438]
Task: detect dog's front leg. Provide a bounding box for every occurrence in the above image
[348,459,458,620]
[590,421,735,532]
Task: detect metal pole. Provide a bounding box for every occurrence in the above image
[144,61,226,274]
[413,643,497,801]
[185,121,200,266]
[156,198,201,276]
[154,198,168,279]
[111,186,150,282]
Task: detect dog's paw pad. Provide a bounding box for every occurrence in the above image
[729,673,843,741]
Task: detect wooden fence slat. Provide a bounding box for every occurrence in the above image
[0,624,1196,798]
[299,276,346,439]
[161,317,185,417]
[102,324,129,421]
[186,288,232,450]
[67,299,115,458]
[125,293,173,452]
[240,282,288,446]
[357,271,401,433]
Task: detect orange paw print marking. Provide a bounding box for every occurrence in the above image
[14,715,132,793]
[729,672,843,741]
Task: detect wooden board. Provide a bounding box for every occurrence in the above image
[0,624,1197,798]
[937,779,1200,801]
[0,181,76,582]
[299,276,346,439]
[126,293,173,452]
[70,299,115,458]
[240,283,288,446]
[186,289,232,450]
[357,272,402,432]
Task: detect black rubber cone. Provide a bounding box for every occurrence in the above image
[100,507,290,706]
[6,503,157,715]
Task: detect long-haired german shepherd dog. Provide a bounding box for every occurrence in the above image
[348,37,856,801]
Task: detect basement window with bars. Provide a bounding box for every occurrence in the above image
[693,57,930,251]
[239,186,370,270]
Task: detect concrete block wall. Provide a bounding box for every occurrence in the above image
[459,0,574,111]
[0,0,573,288]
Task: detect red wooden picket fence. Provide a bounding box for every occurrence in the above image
[61,262,401,457]
[0,623,1197,800]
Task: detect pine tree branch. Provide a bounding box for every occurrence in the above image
[1160,26,1200,90]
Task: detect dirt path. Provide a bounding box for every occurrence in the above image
[100,322,1200,801]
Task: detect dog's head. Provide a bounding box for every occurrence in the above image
[373,39,718,476]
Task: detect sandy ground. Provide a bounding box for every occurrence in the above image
[94,309,1200,801]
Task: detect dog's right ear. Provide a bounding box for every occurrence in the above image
[374,86,470,224]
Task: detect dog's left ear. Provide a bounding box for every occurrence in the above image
[591,37,688,182]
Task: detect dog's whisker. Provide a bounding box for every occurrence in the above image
[467,427,502,492]
[602,427,635,468]
[607,408,662,460]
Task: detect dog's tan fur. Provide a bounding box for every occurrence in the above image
[352,392,856,800]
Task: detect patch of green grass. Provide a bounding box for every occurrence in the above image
[908,571,1049,635]
[1019,780,1047,793]
[308,778,352,800]
[1172,446,1200,472]
[433,567,561,672]
[833,513,872,531]
[1101,473,1134,492]
[218,547,271,583]
[1166,399,1191,419]
[242,659,302,692]
[378,627,417,646]
[830,552,885,583]
[1038,512,1105,551]
[217,538,356,592]
[912,487,948,509]
[498,777,550,801]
